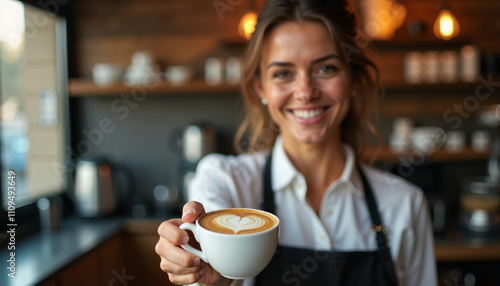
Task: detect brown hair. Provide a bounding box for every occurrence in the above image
[234,0,380,161]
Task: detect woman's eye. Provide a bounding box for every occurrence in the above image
[317,64,338,75]
[272,70,292,79]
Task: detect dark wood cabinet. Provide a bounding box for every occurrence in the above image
[122,220,171,286]
[38,234,123,286]
[58,249,100,286]
[37,227,172,286]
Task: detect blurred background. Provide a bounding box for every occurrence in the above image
[0,0,499,285]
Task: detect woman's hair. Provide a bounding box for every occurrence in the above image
[234,0,381,161]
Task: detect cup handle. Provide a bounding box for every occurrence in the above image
[179,223,208,262]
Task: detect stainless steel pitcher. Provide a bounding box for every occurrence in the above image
[74,158,120,217]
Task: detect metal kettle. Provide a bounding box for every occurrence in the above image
[74,157,127,217]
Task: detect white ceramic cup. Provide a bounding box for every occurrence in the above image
[411,127,447,154]
[179,208,280,280]
[165,65,193,85]
[92,63,123,86]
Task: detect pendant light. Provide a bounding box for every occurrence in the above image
[433,0,460,40]
[238,1,258,40]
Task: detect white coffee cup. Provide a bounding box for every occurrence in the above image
[411,127,447,154]
[165,65,193,85]
[92,63,123,86]
[179,208,280,279]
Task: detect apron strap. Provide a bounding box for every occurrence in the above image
[261,152,275,214]
[357,166,390,250]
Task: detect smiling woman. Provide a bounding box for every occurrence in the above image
[253,21,352,149]
[235,0,380,158]
[155,1,437,286]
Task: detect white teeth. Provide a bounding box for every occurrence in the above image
[293,109,324,119]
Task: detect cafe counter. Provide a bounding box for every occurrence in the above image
[0,216,499,286]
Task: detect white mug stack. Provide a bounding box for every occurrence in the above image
[403,45,481,84]
[460,45,481,83]
[123,50,159,86]
[389,117,414,153]
[205,58,224,85]
[205,57,242,85]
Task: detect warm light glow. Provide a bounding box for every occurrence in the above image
[0,0,25,61]
[434,9,460,40]
[360,0,407,41]
[440,15,454,36]
[238,11,257,40]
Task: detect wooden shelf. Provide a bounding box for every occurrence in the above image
[381,81,479,92]
[434,227,500,262]
[68,78,240,97]
[69,77,491,97]
[435,239,500,262]
[363,146,490,163]
[370,39,469,51]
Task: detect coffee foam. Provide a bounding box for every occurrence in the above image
[199,209,276,235]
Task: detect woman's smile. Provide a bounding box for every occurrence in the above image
[287,106,329,123]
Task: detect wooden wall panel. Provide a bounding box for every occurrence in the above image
[352,0,500,125]
[69,0,251,78]
[69,0,500,80]
[370,0,500,51]
[358,0,500,87]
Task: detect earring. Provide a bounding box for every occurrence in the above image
[261,98,268,105]
[351,90,357,97]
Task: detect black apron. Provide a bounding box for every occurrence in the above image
[254,154,399,286]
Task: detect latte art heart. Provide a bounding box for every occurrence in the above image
[199,209,277,235]
[215,214,266,234]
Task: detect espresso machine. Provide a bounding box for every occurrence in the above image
[459,105,500,234]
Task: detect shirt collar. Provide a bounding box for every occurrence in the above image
[271,136,364,197]
[338,144,364,197]
[271,136,298,192]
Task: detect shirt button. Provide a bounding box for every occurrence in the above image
[325,209,332,216]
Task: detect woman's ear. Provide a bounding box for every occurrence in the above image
[252,76,265,101]
[350,81,360,98]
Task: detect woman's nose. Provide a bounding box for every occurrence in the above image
[294,74,318,103]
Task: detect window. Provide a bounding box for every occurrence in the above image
[0,1,69,215]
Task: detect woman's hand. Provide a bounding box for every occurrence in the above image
[155,201,231,286]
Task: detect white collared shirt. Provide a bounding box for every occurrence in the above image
[189,137,437,286]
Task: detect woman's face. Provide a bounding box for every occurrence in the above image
[255,21,353,145]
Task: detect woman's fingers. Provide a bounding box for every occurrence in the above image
[159,254,204,275]
[155,201,222,285]
[156,232,205,285]
[182,201,206,222]
[157,218,189,245]
[167,266,206,286]
[163,253,206,285]
[156,237,200,267]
